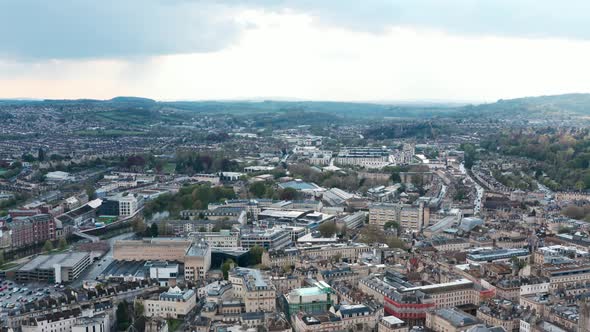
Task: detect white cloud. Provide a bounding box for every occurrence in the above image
[1,10,590,101]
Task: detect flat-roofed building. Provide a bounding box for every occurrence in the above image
[431,237,471,252]
[292,312,344,332]
[184,241,211,280]
[426,308,481,332]
[362,272,493,327]
[146,261,179,286]
[541,263,590,290]
[240,227,292,251]
[369,202,429,232]
[336,212,366,230]
[466,248,530,264]
[335,147,391,169]
[258,209,308,222]
[113,238,193,262]
[189,230,239,248]
[16,252,91,283]
[378,316,409,332]
[403,278,491,309]
[262,243,371,268]
[285,281,334,317]
[113,238,210,281]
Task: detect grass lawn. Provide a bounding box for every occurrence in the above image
[0,262,19,270]
[47,246,70,254]
[163,163,176,174]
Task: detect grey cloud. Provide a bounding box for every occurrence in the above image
[244,0,590,39]
[0,0,242,60]
[1,0,590,60]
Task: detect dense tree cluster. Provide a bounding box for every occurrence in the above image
[358,225,406,249]
[317,221,338,237]
[174,151,240,174]
[562,204,590,222]
[143,184,236,218]
[481,129,590,190]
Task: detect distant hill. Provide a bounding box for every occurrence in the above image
[109,96,156,104]
[160,100,458,118]
[461,93,590,118]
[5,93,590,121]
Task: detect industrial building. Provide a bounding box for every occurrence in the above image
[113,238,211,281]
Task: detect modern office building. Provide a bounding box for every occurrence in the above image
[369,202,430,232]
[118,193,142,217]
[240,227,292,250]
[184,240,212,280]
[336,211,366,230]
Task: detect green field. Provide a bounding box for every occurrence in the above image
[97,215,118,224]
[91,108,190,126]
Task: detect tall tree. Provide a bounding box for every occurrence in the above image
[318,221,337,237]
[43,240,53,252]
[221,259,235,280]
[249,245,264,265]
[58,238,68,250]
[249,182,267,197]
[116,301,131,331]
[38,148,45,162]
[150,223,159,238]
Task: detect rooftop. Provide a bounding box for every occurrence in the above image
[19,252,89,272]
[434,308,480,327]
[159,286,195,301]
[279,180,320,191]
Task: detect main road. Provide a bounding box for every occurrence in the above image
[460,163,484,216]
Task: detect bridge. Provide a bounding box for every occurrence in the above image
[73,231,100,243]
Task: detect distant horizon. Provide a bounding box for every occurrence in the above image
[3,91,590,107]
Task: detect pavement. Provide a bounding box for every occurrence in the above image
[0,280,65,322]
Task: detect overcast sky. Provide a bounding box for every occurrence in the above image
[1,0,590,102]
